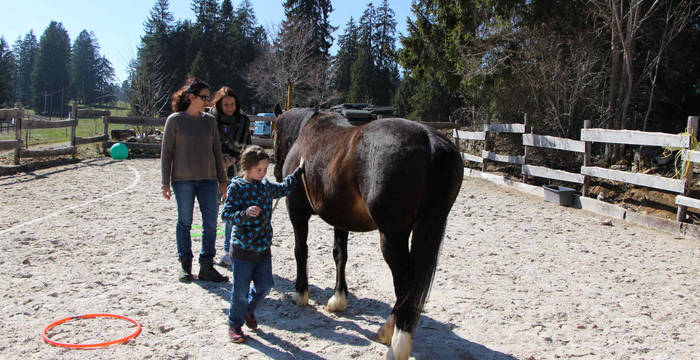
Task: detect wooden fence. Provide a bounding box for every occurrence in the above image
[453,115,700,223]
[0,105,121,164]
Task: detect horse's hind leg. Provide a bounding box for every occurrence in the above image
[326,228,348,312]
[289,207,311,306]
[376,230,411,353]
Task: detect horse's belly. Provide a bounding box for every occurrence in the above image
[318,198,377,232]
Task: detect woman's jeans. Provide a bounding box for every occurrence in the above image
[172,179,219,263]
[228,257,274,328]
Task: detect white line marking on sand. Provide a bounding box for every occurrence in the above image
[0,165,141,236]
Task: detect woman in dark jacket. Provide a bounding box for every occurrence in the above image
[210,86,252,267]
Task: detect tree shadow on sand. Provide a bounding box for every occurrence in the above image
[0,158,121,185]
[196,275,518,360]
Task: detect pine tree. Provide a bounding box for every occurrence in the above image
[141,0,175,72]
[231,0,266,109]
[0,37,16,106]
[190,0,220,86]
[371,0,399,105]
[332,18,359,102]
[282,0,336,60]
[344,2,399,105]
[71,30,99,104]
[392,73,417,118]
[348,4,375,103]
[12,31,38,106]
[130,0,180,116]
[397,0,465,121]
[94,56,116,104]
[189,50,209,81]
[32,21,71,116]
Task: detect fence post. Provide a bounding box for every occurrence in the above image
[70,103,78,158]
[13,108,23,165]
[677,116,699,222]
[453,125,461,161]
[582,120,591,197]
[481,113,490,172]
[103,115,109,155]
[521,113,529,183]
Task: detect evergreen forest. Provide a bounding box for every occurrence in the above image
[0,0,698,138]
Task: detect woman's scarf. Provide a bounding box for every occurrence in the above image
[211,107,249,151]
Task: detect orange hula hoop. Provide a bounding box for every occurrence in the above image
[41,313,142,349]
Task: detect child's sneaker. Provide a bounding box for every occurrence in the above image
[244,313,258,330]
[228,326,245,343]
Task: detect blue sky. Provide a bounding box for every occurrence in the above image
[0,0,413,84]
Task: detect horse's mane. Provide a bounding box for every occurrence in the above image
[274,108,317,179]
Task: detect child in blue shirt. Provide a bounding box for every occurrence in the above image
[220,145,304,343]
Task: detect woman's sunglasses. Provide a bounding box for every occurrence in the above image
[195,94,212,102]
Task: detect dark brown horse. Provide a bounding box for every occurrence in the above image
[273,108,463,360]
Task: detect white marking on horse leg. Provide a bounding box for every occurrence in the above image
[325,291,347,312]
[385,327,412,360]
[376,314,395,345]
[292,290,309,306]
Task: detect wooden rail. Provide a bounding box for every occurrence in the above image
[77,109,111,118]
[0,105,115,164]
[581,166,686,193]
[75,134,109,145]
[581,128,690,148]
[0,140,22,151]
[453,115,700,224]
[104,116,166,127]
[522,164,585,184]
[22,119,77,129]
[522,134,585,153]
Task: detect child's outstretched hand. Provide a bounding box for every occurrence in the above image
[246,206,261,217]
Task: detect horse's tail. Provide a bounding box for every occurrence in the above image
[407,131,463,328]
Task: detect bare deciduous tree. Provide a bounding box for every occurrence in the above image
[587,0,698,159]
[244,18,333,109]
[512,28,607,139]
[588,0,698,129]
[640,0,699,131]
[128,56,174,137]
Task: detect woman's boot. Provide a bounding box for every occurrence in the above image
[179,258,193,283]
[198,260,229,282]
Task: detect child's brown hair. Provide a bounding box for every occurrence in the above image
[239,145,270,176]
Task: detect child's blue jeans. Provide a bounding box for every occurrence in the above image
[227,257,274,328]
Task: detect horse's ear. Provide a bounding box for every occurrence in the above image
[274,104,283,118]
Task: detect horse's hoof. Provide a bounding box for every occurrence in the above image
[325,292,347,312]
[385,327,412,360]
[292,291,309,306]
[376,315,395,345]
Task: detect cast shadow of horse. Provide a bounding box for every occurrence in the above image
[196,276,518,360]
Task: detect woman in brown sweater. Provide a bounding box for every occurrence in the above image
[160,77,229,283]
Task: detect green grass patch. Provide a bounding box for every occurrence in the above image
[0,102,134,147]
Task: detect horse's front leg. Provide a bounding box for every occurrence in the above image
[289,204,311,306]
[326,228,348,312]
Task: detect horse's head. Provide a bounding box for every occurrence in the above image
[272,107,317,182]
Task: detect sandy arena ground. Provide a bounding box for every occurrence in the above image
[0,157,698,359]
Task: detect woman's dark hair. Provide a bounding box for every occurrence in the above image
[171,77,210,112]
[212,86,241,117]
